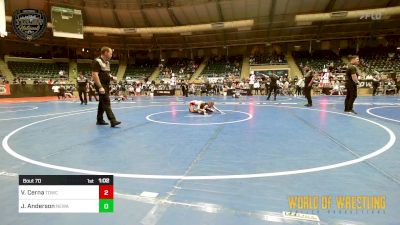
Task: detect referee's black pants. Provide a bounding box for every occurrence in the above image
[89,90,98,101]
[97,91,116,122]
[304,86,312,105]
[78,89,87,104]
[182,87,188,97]
[267,85,277,100]
[345,84,357,111]
[372,84,379,96]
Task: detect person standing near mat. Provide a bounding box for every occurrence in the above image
[181,79,188,97]
[372,73,380,96]
[77,71,88,105]
[92,47,121,127]
[395,76,400,95]
[303,67,314,107]
[266,73,279,100]
[88,79,98,101]
[249,72,255,95]
[344,55,360,114]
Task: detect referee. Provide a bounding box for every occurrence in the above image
[344,55,360,114]
[77,71,88,105]
[92,47,121,127]
[303,67,314,107]
[266,73,279,101]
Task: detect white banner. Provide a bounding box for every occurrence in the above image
[0,0,7,37]
[207,77,224,83]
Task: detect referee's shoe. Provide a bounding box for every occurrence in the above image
[344,110,357,114]
[96,120,109,125]
[110,120,121,128]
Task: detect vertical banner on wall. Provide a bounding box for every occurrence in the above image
[0,0,7,37]
[0,84,10,95]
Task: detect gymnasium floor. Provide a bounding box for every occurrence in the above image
[0,95,399,225]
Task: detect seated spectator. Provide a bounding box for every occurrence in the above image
[330,80,343,95]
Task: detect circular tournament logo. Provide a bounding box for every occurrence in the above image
[12,9,47,41]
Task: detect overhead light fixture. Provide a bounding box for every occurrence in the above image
[331,11,348,18]
[3,15,253,35]
[295,6,400,24]
[211,22,224,29]
[124,28,137,33]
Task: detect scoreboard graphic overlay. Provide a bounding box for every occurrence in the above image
[19,175,113,213]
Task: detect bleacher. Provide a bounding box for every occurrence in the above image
[7,61,69,79]
[250,54,287,65]
[159,57,203,80]
[359,47,400,73]
[361,56,400,73]
[339,47,400,73]
[201,55,242,77]
[77,62,119,76]
[124,59,158,79]
[292,50,345,73]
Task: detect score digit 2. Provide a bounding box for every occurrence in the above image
[99,185,114,199]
